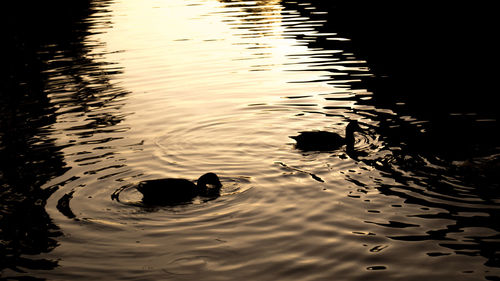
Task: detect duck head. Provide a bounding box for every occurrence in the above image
[346,120,362,133]
[197,172,222,196]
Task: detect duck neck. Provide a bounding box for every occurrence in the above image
[197,182,220,197]
[196,181,208,194]
[345,127,356,148]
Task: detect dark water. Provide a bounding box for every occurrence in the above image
[1,1,498,280]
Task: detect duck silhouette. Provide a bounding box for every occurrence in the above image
[290,120,362,151]
[137,172,222,205]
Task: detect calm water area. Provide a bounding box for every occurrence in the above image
[1,1,499,280]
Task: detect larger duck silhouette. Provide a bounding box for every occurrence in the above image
[290,120,362,151]
[136,172,222,205]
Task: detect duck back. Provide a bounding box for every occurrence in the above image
[137,178,197,204]
[291,131,345,151]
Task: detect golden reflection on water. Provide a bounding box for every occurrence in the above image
[95,0,370,163]
[102,0,363,95]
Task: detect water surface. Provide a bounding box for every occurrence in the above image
[1,0,498,280]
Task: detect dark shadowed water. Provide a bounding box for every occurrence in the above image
[1,0,498,280]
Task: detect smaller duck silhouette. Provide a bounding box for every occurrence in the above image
[137,172,222,205]
[290,120,362,151]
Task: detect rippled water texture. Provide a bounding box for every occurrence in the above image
[1,0,499,280]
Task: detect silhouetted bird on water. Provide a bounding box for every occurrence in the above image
[290,120,362,151]
[137,172,222,205]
